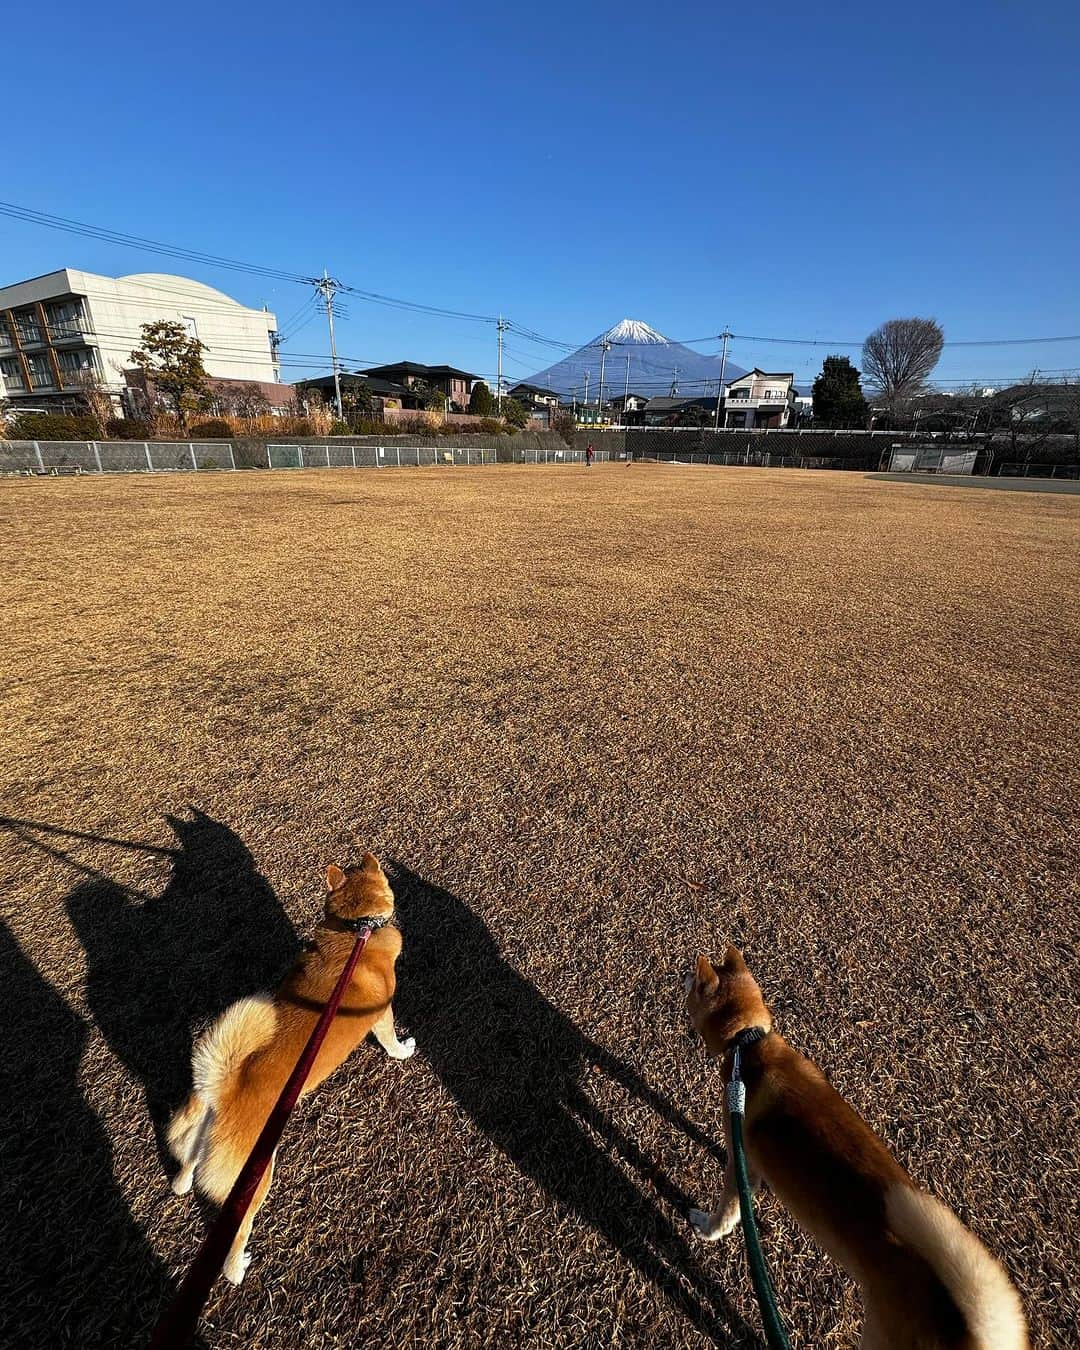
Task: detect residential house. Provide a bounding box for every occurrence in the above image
[508,381,561,427]
[606,392,650,425]
[359,361,478,411]
[292,371,423,416]
[643,395,714,426]
[721,369,796,429]
[0,268,279,414]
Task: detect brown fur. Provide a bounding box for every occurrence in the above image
[685,948,1027,1349]
[166,853,414,1284]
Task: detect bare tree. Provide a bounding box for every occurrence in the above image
[67,368,118,436]
[862,318,944,406]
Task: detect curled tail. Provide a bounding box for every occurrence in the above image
[885,1185,1028,1349]
[190,994,277,1103]
[166,995,277,1193]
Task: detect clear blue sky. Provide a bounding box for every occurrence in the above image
[3,0,1078,390]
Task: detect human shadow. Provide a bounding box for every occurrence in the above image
[0,920,202,1348]
[61,808,302,1160]
[390,864,755,1346]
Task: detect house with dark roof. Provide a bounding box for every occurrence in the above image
[292,371,424,415]
[360,361,479,411]
[643,395,715,426]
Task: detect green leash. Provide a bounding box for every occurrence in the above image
[727,1029,792,1350]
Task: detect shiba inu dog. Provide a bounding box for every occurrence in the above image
[166,854,414,1284]
[685,948,1027,1349]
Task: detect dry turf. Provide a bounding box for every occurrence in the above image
[0,464,1077,1349]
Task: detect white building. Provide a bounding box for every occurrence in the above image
[721,369,797,430]
[0,269,279,412]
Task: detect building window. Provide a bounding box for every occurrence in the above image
[14,311,43,345]
[764,389,786,400]
[0,356,26,391]
[26,353,54,389]
[56,348,100,383]
[45,299,87,339]
[181,315,199,339]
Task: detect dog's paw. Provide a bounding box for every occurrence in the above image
[170,1167,194,1197]
[394,1036,416,1060]
[689,1208,735,1242]
[223,1248,253,1285]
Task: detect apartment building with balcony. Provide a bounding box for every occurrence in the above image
[0,269,280,412]
[721,369,797,429]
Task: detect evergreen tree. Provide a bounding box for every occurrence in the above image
[812,356,868,428]
[469,381,495,415]
[502,397,529,429]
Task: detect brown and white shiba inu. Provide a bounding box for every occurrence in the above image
[685,948,1027,1349]
[166,854,414,1284]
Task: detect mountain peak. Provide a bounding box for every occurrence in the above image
[597,318,670,345]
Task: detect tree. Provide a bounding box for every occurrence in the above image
[502,397,529,429]
[129,321,210,431]
[411,380,447,412]
[811,355,868,428]
[341,382,374,419]
[861,318,944,407]
[68,367,115,437]
[469,380,495,416]
[551,410,575,445]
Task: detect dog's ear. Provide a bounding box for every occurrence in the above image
[722,944,747,971]
[695,953,720,996]
[326,864,347,891]
[359,851,382,874]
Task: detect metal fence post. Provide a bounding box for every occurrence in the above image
[228,444,236,470]
[92,441,103,472]
[190,445,198,470]
[298,446,305,468]
[396,446,401,468]
[267,445,273,468]
[144,442,153,471]
[33,440,44,472]
[325,446,331,468]
[416,447,421,467]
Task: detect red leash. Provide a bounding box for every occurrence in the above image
[149,928,372,1349]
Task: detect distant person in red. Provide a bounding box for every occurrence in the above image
[585,443,595,468]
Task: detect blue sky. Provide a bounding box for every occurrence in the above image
[3,0,1078,391]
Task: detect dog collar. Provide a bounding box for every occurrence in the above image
[726,1026,769,1056]
[335,912,394,933]
[726,1026,769,1116]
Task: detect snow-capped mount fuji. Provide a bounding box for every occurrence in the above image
[597,318,671,345]
[519,318,745,401]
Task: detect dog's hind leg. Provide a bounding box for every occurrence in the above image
[223,1150,276,1285]
[371,1006,415,1060]
[167,1094,212,1196]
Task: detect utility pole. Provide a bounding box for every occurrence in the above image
[497,316,508,412]
[314,270,343,421]
[584,369,590,421]
[713,328,732,430]
[621,350,631,426]
[597,339,611,424]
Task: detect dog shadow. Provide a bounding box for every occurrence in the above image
[63,808,302,1160]
[390,864,755,1346]
[0,919,204,1348]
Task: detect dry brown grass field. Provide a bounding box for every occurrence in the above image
[1,464,1077,1349]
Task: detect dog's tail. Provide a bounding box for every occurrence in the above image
[191,994,277,1104]
[885,1185,1028,1349]
[166,996,277,1194]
